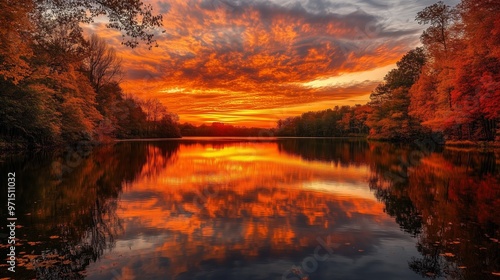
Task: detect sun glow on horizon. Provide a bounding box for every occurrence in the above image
[89,0,449,127]
[301,64,396,89]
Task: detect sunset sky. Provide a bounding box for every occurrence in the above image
[86,0,459,127]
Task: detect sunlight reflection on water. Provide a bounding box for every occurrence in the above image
[2,138,499,280]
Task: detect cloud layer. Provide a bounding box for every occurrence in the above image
[93,0,458,127]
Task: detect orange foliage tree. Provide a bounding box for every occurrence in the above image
[367,48,427,140]
[409,0,499,141]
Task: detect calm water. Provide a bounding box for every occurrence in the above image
[1,138,499,280]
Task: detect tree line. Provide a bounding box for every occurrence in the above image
[180,122,272,137]
[275,105,371,137]
[277,0,499,143]
[1,0,498,149]
[0,0,179,150]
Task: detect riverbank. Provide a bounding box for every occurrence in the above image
[3,137,500,153]
[445,140,500,148]
[0,135,184,152]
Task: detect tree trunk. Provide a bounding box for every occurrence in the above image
[496,119,500,142]
[495,120,500,167]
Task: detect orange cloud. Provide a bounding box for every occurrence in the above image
[89,0,423,127]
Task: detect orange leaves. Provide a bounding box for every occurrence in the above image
[478,72,500,119]
[476,175,500,224]
[0,0,34,84]
[407,0,500,140]
[412,151,500,226]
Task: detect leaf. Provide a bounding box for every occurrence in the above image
[440,252,455,257]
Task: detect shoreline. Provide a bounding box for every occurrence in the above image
[2,137,499,153]
[444,140,500,148]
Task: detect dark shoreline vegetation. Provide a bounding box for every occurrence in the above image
[1,0,498,151]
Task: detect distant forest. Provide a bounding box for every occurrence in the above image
[180,123,272,137]
[1,0,498,150]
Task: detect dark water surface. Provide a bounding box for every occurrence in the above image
[1,138,499,280]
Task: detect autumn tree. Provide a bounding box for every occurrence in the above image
[353,104,372,135]
[415,1,457,56]
[0,80,61,147]
[140,98,180,137]
[452,0,500,141]
[410,0,499,141]
[275,106,371,137]
[31,16,87,72]
[33,0,163,48]
[142,98,169,123]
[115,97,148,138]
[409,1,459,139]
[367,48,427,140]
[0,0,34,84]
[58,70,103,143]
[85,34,123,94]
[1,0,162,85]
[0,0,177,148]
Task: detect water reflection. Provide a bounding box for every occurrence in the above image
[0,142,179,279]
[0,139,498,279]
[368,144,500,279]
[102,140,397,279]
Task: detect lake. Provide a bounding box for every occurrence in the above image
[1,138,499,280]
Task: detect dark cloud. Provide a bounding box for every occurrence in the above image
[362,0,391,9]
[157,2,171,13]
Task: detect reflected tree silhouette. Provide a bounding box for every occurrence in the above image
[408,246,444,279]
[368,144,500,279]
[277,138,370,165]
[0,141,180,279]
[372,188,422,236]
